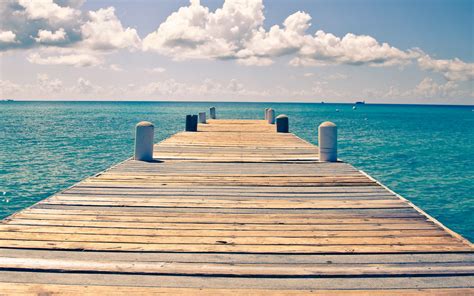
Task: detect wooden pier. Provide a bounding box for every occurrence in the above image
[0,118,472,295]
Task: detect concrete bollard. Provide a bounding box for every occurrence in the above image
[276,114,289,133]
[210,107,216,119]
[199,112,206,124]
[267,108,275,124]
[318,121,337,162]
[185,114,198,132]
[134,121,154,162]
[264,108,269,120]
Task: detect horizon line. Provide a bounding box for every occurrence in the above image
[2,99,473,107]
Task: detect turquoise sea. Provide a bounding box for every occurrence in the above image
[0,101,473,241]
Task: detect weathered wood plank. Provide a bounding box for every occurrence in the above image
[1,257,472,277]
[0,282,472,295]
[1,248,472,264]
[0,239,468,253]
[6,219,439,231]
[0,231,460,245]
[0,225,450,238]
[0,271,472,290]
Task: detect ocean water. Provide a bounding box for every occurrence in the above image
[0,101,473,241]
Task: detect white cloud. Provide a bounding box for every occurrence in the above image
[141,79,187,96]
[0,0,83,51]
[143,0,264,60]
[1,2,138,68]
[238,11,311,63]
[80,7,141,51]
[143,1,418,68]
[25,6,139,67]
[109,64,123,71]
[139,77,267,98]
[147,67,167,73]
[37,73,63,93]
[413,77,458,98]
[364,77,469,101]
[418,55,474,81]
[227,78,245,93]
[27,49,103,67]
[74,77,101,94]
[18,0,80,24]
[289,30,418,67]
[327,73,348,80]
[0,79,21,97]
[0,31,17,43]
[35,28,67,44]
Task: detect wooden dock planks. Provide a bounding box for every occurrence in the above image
[0,119,472,295]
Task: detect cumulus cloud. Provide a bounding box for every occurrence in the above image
[35,28,67,44]
[27,49,103,67]
[1,1,139,67]
[143,0,264,60]
[418,55,474,81]
[141,79,187,96]
[143,0,418,67]
[290,31,419,67]
[74,77,99,93]
[37,73,63,93]
[364,77,469,101]
[0,0,82,51]
[80,7,141,51]
[17,0,80,24]
[0,30,17,43]
[413,77,458,98]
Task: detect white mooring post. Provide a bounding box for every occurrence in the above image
[199,112,206,124]
[276,114,289,133]
[264,108,269,120]
[318,121,337,162]
[134,121,154,162]
[267,108,275,124]
[210,107,216,119]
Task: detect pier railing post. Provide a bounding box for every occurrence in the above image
[267,108,275,124]
[134,121,154,162]
[276,114,289,133]
[210,107,216,119]
[318,121,337,162]
[185,115,198,132]
[199,112,206,124]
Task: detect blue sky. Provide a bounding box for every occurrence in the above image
[0,0,473,104]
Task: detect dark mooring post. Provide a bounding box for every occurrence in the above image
[199,112,206,124]
[276,114,289,133]
[210,107,216,119]
[185,115,198,132]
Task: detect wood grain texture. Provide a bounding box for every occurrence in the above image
[0,119,472,294]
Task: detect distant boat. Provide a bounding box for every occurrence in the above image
[352,106,357,110]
